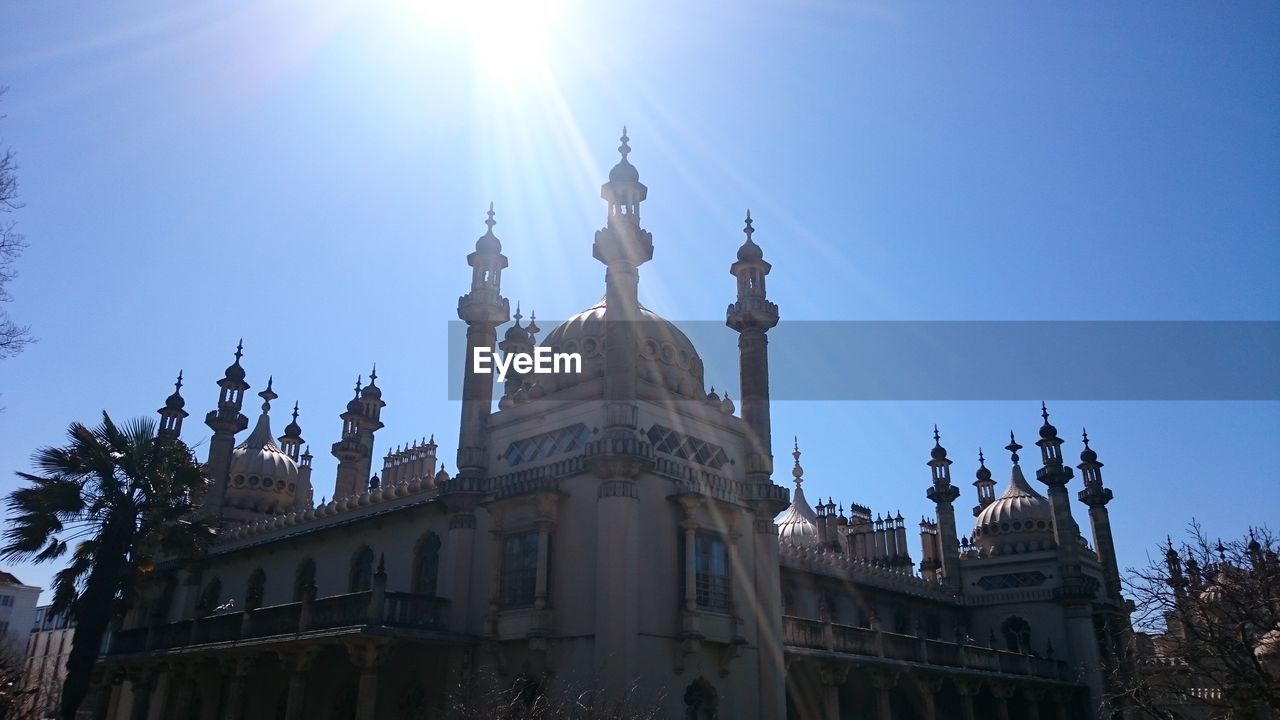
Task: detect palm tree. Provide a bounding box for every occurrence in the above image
[1,412,212,720]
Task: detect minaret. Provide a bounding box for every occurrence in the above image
[1034,404,1084,557]
[157,371,188,441]
[201,341,250,519]
[455,203,510,478]
[1077,429,1121,600]
[589,128,653,440]
[331,369,385,499]
[279,402,313,511]
[725,208,788,719]
[498,303,535,398]
[1035,404,1104,712]
[972,448,996,517]
[925,426,962,593]
[584,129,657,702]
[726,210,780,485]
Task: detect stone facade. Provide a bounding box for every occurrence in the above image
[92,133,1129,720]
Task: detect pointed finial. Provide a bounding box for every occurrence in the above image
[1006,432,1022,464]
[513,301,523,325]
[258,376,277,408]
[1081,428,1091,449]
[291,402,300,422]
[174,370,184,392]
[933,424,941,445]
[234,339,244,363]
[619,126,630,159]
[978,448,986,467]
[368,363,378,385]
[485,202,496,232]
[791,436,804,484]
[266,375,274,391]
[1041,401,1050,423]
[354,375,363,394]
[744,209,754,241]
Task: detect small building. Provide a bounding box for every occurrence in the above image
[19,606,76,720]
[0,572,40,657]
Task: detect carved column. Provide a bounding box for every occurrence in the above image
[818,665,847,720]
[921,676,944,720]
[167,663,197,720]
[870,670,896,720]
[280,648,319,720]
[348,641,390,720]
[990,682,1014,720]
[127,666,157,720]
[219,656,252,720]
[1022,686,1044,720]
[955,679,980,720]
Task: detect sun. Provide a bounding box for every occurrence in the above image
[410,0,561,83]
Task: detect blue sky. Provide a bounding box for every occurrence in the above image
[1,0,1277,602]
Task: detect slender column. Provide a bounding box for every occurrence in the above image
[281,649,318,720]
[1052,690,1070,720]
[127,668,156,720]
[219,657,252,720]
[534,519,551,610]
[870,671,895,720]
[818,664,845,720]
[440,509,478,633]
[168,664,195,720]
[955,680,979,720]
[348,641,390,720]
[991,683,1013,720]
[683,518,697,611]
[921,676,943,720]
[1022,687,1043,720]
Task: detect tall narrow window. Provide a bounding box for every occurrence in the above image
[350,546,374,593]
[501,531,539,609]
[200,578,222,615]
[694,533,730,612]
[245,569,266,611]
[414,533,442,596]
[1002,616,1032,653]
[294,558,316,601]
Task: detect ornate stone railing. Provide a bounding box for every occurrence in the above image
[779,541,952,599]
[106,592,451,656]
[783,616,1074,682]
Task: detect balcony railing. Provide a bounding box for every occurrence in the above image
[107,591,450,656]
[782,616,1073,682]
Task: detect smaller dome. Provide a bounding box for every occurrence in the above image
[777,486,819,547]
[505,322,529,343]
[225,360,245,382]
[346,396,363,414]
[609,158,640,183]
[435,465,450,483]
[361,383,382,400]
[931,443,947,461]
[736,238,763,262]
[164,388,185,411]
[973,462,1055,554]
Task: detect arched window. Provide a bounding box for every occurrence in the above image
[245,569,266,611]
[200,578,222,615]
[1002,616,1032,653]
[413,533,442,596]
[294,558,316,601]
[349,546,374,593]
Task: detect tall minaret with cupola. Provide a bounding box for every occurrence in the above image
[201,341,250,519]
[456,204,510,478]
[157,371,188,441]
[1077,429,1121,600]
[925,426,962,593]
[331,368,385,499]
[726,209,788,720]
[279,402,313,510]
[727,210,780,485]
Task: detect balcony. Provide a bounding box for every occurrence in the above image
[782,616,1074,683]
[106,591,451,656]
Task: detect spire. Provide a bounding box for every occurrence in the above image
[158,370,189,439]
[736,209,764,263]
[242,378,278,451]
[791,436,804,487]
[973,447,996,515]
[600,127,648,225]
[476,202,501,253]
[1006,431,1022,465]
[1036,402,1066,469]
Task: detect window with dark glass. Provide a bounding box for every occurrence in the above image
[350,546,374,593]
[414,533,442,596]
[1002,616,1032,653]
[694,533,730,612]
[501,531,539,609]
[294,558,316,601]
[245,569,266,611]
